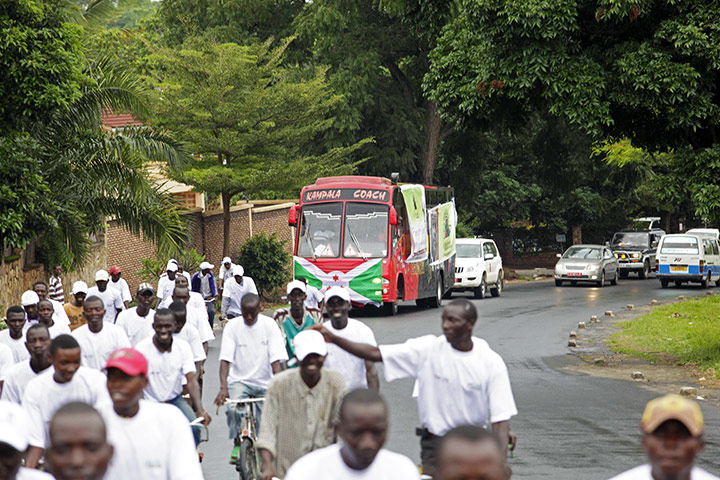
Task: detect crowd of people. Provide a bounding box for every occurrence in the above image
[0,259,718,480]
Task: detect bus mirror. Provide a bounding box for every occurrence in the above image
[288,205,299,226]
[389,206,398,226]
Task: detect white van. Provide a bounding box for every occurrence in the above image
[452,238,503,298]
[686,228,720,241]
[656,234,720,288]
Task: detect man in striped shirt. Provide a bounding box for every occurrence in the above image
[48,264,65,303]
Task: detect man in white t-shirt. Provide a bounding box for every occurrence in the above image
[36,299,71,338]
[71,296,131,370]
[0,400,55,480]
[169,301,206,378]
[317,298,517,478]
[322,286,379,391]
[115,283,156,347]
[285,389,419,480]
[168,275,205,310]
[108,265,132,308]
[33,281,70,328]
[0,341,13,391]
[1,324,52,404]
[214,293,287,437]
[218,256,235,291]
[609,394,720,480]
[171,285,215,350]
[220,265,258,320]
[156,261,178,308]
[436,426,511,480]
[135,309,210,446]
[0,305,30,363]
[23,334,111,468]
[296,276,324,311]
[87,269,124,324]
[101,348,204,480]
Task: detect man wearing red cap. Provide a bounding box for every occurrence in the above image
[609,394,719,480]
[101,348,204,479]
[108,266,132,309]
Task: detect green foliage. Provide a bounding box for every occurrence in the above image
[105,0,156,29]
[236,233,290,297]
[137,248,205,282]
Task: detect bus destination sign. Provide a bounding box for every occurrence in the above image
[303,188,389,203]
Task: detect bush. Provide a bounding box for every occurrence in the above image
[236,233,290,297]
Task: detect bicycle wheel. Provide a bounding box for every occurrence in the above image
[238,438,259,480]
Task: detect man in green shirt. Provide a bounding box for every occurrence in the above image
[274,280,322,366]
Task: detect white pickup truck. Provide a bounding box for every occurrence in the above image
[450,238,504,299]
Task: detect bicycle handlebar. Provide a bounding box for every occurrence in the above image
[223,398,266,405]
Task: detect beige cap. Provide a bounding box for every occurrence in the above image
[641,394,704,437]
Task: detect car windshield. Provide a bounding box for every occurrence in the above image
[456,243,483,258]
[563,247,601,259]
[660,236,699,255]
[343,203,389,258]
[612,232,648,248]
[297,202,343,258]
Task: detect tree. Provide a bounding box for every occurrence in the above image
[151,37,368,257]
[237,233,290,297]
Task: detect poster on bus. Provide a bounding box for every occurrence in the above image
[436,202,456,262]
[401,184,428,263]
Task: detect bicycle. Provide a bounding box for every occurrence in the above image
[223,397,265,480]
[188,417,210,463]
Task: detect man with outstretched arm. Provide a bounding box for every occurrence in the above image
[314,298,517,478]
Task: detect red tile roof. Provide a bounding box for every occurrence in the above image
[101,111,145,128]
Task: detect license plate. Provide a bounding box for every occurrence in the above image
[670,266,687,272]
[567,273,582,277]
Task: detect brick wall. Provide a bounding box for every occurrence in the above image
[105,223,157,293]
[252,203,295,254]
[202,205,252,268]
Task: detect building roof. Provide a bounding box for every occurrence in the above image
[101,111,144,129]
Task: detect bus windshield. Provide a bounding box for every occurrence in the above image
[660,236,699,255]
[297,203,343,258]
[343,203,389,258]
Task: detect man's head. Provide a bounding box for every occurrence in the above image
[177,263,185,274]
[287,280,307,312]
[105,348,149,412]
[232,265,245,284]
[241,293,261,326]
[135,283,155,310]
[199,261,214,276]
[38,299,55,324]
[33,281,48,300]
[172,285,191,305]
[640,394,705,479]
[0,400,32,479]
[174,275,189,289]
[168,301,187,333]
[437,426,510,480]
[26,323,51,362]
[6,305,26,338]
[50,335,82,384]
[71,281,88,305]
[222,256,232,270]
[83,296,105,332]
[325,286,350,323]
[108,265,122,283]
[337,389,389,470]
[441,299,477,347]
[294,330,327,379]
[52,264,63,277]
[21,290,40,320]
[46,402,113,480]
[94,270,110,291]
[166,261,178,281]
[152,309,176,347]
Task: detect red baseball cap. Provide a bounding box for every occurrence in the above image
[105,348,148,376]
[108,265,122,274]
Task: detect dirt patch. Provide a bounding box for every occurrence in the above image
[563,293,720,406]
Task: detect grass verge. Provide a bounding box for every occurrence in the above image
[609,296,720,376]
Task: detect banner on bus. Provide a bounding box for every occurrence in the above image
[293,256,383,306]
[430,202,456,263]
[401,184,428,263]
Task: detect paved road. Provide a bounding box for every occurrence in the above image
[200,276,720,479]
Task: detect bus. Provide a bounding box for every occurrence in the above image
[289,175,456,315]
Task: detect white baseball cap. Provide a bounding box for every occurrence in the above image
[293,330,327,361]
[166,262,178,272]
[71,281,88,295]
[21,290,40,307]
[286,280,307,295]
[0,400,31,451]
[222,256,232,264]
[324,286,350,303]
[232,265,244,277]
[95,269,110,281]
[199,261,215,270]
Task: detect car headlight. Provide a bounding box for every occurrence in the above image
[613,253,618,258]
[586,264,598,271]
[631,253,641,258]
[466,265,475,273]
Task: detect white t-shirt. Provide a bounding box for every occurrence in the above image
[1,360,49,404]
[115,307,155,347]
[87,286,125,324]
[17,467,55,479]
[285,444,419,480]
[0,329,29,363]
[609,464,720,480]
[159,290,205,310]
[0,343,14,382]
[101,400,203,480]
[136,337,195,402]
[186,305,215,343]
[219,263,235,284]
[304,284,324,310]
[380,335,517,436]
[47,320,71,338]
[72,324,131,370]
[109,278,132,304]
[50,299,71,327]
[219,315,287,388]
[157,275,176,304]
[23,366,111,448]
[174,324,206,362]
[222,277,258,316]
[324,319,377,391]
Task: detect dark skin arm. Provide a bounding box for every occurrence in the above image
[313,325,383,362]
[214,360,231,407]
[492,420,510,456]
[271,360,286,374]
[365,361,379,392]
[186,372,211,426]
[259,449,276,480]
[26,446,43,469]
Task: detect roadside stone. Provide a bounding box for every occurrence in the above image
[569,331,578,338]
[677,295,686,300]
[578,322,586,329]
[650,299,659,306]
[590,315,598,323]
[593,358,605,366]
[706,291,714,297]
[626,304,634,310]
[631,371,645,380]
[680,387,698,397]
[568,339,577,347]
[604,311,614,317]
